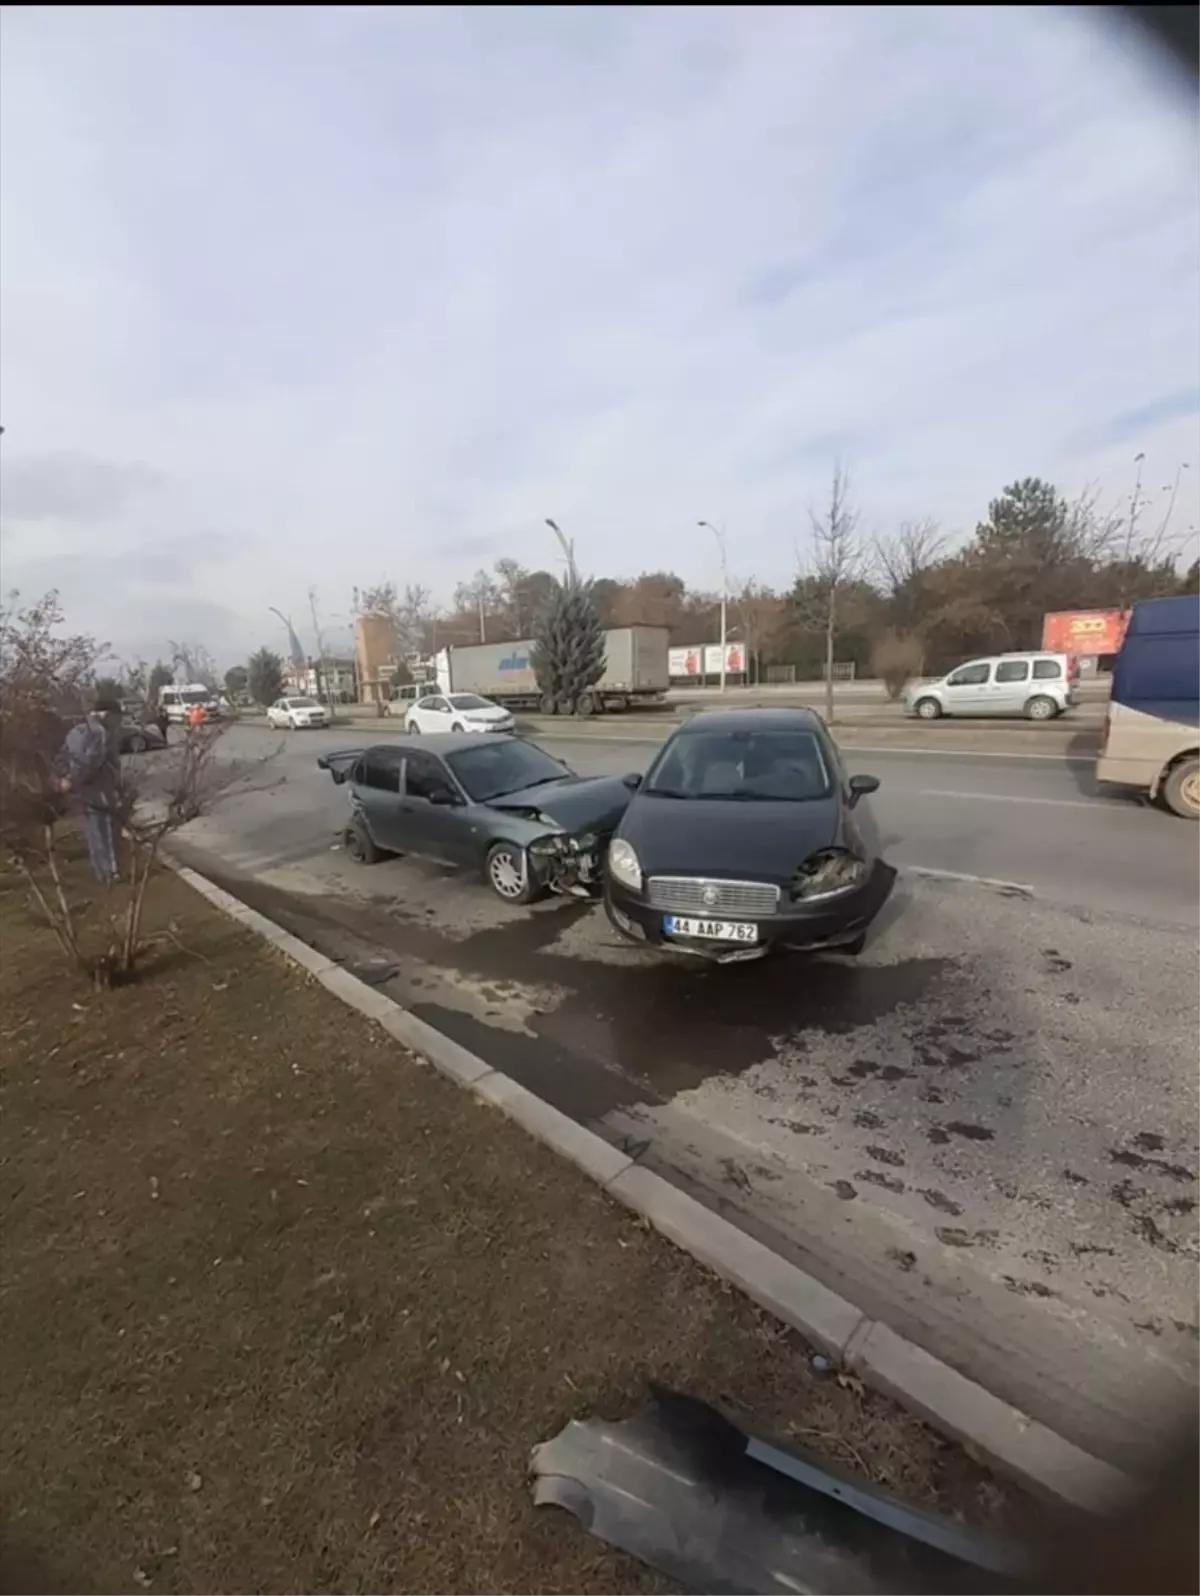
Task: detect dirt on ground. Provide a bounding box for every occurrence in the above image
[0,856,1015,1594]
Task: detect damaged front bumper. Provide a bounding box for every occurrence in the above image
[531,1387,1028,1595]
[528,830,606,900]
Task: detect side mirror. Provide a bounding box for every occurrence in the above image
[430,787,460,807]
[622,772,643,789]
[847,773,880,807]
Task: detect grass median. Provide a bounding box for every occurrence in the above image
[0,854,1013,1594]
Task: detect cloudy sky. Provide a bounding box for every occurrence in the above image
[1,6,1196,666]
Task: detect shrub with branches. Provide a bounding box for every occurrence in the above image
[1,591,245,988]
[871,630,926,699]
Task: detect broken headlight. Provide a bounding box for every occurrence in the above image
[528,832,568,856]
[791,848,866,901]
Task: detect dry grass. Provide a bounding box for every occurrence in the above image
[0,857,1012,1594]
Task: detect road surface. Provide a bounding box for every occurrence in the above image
[159,723,1198,1467]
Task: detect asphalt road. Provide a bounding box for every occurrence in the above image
[160,723,1198,1466]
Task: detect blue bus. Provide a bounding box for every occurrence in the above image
[1096,594,1199,818]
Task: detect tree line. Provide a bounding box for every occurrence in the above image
[351,469,1196,685]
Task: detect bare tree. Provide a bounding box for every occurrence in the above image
[167,639,218,687]
[796,463,864,724]
[452,570,501,642]
[1,593,255,987]
[873,517,946,632]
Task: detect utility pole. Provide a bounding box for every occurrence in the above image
[477,588,487,643]
[698,521,729,692]
[308,587,337,718]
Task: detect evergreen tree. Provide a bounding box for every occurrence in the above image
[530,574,606,714]
[247,647,285,707]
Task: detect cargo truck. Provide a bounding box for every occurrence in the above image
[431,625,669,715]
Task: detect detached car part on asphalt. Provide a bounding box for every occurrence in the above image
[318,733,637,904]
[604,708,895,963]
[531,1387,1027,1595]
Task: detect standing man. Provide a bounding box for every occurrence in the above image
[56,693,123,883]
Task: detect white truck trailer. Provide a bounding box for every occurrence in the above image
[432,625,669,715]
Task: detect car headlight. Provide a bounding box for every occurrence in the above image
[792,848,866,901]
[608,838,642,891]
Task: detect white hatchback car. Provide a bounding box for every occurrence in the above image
[405,692,515,735]
[903,653,1076,720]
[267,695,330,729]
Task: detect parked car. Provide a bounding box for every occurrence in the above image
[903,653,1074,720]
[119,717,166,755]
[317,733,636,903]
[405,692,515,735]
[267,696,330,730]
[604,708,894,964]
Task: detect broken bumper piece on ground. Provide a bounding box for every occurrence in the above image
[531,1386,1028,1596]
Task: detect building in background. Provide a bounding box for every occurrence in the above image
[283,656,358,703]
[354,614,397,706]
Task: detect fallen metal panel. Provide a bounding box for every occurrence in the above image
[531,1387,1027,1596]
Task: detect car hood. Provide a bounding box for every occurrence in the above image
[487,775,633,835]
[617,793,845,883]
[464,706,512,722]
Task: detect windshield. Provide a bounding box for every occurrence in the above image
[446,739,571,802]
[181,688,211,705]
[644,728,833,802]
[448,694,492,711]
[290,697,319,707]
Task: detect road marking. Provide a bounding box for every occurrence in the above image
[901,864,1036,895]
[919,788,1102,811]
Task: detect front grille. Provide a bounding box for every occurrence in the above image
[646,877,780,916]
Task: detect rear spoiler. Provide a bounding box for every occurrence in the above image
[316,749,364,785]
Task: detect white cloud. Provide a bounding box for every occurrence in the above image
[1,5,1196,664]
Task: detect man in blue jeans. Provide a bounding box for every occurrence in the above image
[56,693,124,883]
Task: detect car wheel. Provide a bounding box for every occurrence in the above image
[540,694,558,715]
[126,732,147,754]
[1162,757,1200,820]
[915,697,942,720]
[406,721,420,735]
[344,820,382,865]
[485,841,541,904]
[575,691,597,717]
[451,721,464,732]
[1025,695,1058,721]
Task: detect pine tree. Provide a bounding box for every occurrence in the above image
[247,647,285,707]
[530,574,606,715]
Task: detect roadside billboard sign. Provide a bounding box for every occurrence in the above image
[1041,609,1130,656]
[670,643,747,677]
[702,643,746,675]
[668,646,703,677]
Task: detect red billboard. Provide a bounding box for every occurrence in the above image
[1041,609,1129,656]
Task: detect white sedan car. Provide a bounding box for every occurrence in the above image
[405,692,515,735]
[267,695,330,730]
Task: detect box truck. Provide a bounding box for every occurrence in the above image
[432,626,669,715]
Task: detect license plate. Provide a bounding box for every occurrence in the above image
[663,915,759,943]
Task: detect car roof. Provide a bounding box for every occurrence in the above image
[364,732,519,756]
[674,706,826,734]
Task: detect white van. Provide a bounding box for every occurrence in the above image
[903,653,1077,720]
[158,682,221,723]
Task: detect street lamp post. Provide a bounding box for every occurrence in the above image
[698,521,728,692]
[545,518,578,584]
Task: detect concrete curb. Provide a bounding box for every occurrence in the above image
[169,859,1130,1514]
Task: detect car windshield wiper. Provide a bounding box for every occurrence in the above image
[644,786,691,799]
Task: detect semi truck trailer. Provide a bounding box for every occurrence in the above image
[432,625,669,714]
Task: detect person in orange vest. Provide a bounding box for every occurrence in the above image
[186,701,207,732]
